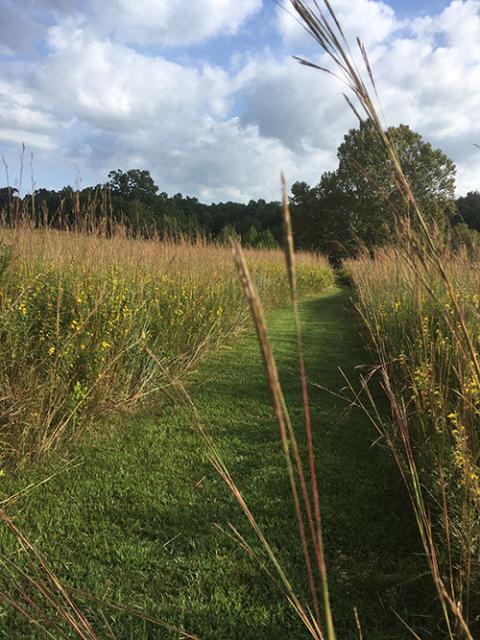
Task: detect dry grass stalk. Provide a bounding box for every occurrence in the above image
[281,175,335,639]
[288,0,480,635]
[0,510,98,639]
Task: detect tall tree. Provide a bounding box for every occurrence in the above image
[333,121,456,246]
[107,169,159,204]
[292,121,457,259]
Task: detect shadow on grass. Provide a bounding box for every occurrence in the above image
[1,288,433,640]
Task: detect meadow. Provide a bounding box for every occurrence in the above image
[347,245,480,635]
[0,226,333,467]
[1,1,480,639]
[3,222,478,639]
[0,287,428,640]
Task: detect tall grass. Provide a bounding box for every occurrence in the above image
[347,246,480,635]
[0,226,333,467]
[283,0,480,636]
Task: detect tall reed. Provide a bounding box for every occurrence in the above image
[347,245,480,636]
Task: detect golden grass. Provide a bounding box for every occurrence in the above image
[348,246,480,635]
[0,226,333,467]
[288,1,480,634]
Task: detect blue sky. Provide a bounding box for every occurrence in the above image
[0,0,479,201]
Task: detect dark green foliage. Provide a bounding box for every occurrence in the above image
[291,121,457,260]
[107,169,159,205]
[2,173,283,247]
[0,187,17,210]
[335,121,456,235]
[450,222,480,255]
[455,190,480,231]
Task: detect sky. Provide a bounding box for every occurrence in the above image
[0,0,479,202]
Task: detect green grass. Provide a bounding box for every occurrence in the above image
[348,248,480,634]
[0,227,333,465]
[1,288,429,638]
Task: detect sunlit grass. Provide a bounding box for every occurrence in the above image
[347,245,480,634]
[0,227,333,467]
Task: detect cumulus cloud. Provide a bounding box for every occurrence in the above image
[0,0,76,54]
[0,0,479,200]
[237,55,355,155]
[240,0,480,194]
[0,0,262,52]
[73,115,333,202]
[0,68,58,150]
[29,24,326,200]
[87,0,263,47]
[1,18,316,199]
[37,22,232,126]
[276,0,399,48]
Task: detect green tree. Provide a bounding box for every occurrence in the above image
[218,223,239,245]
[0,187,18,224]
[107,169,158,205]
[290,174,356,261]
[451,222,480,254]
[257,229,278,249]
[456,191,480,231]
[332,121,456,247]
[291,122,457,260]
[290,181,320,248]
[245,225,259,247]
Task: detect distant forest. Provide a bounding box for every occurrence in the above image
[1,121,479,260]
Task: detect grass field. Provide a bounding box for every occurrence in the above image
[347,247,480,635]
[0,288,429,639]
[0,227,332,467]
[1,4,476,635]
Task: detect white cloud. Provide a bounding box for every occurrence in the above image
[0,0,480,200]
[0,75,58,152]
[369,1,480,195]
[2,21,318,200]
[0,0,262,52]
[74,116,333,202]
[237,54,355,155]
[0,0,76,54]
[89,0,263,46]
[277,0,399,49]
[239,0,480,194]
[36,22,232,128]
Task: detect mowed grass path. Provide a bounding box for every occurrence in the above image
[1,288,427,639]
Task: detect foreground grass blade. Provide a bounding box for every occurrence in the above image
[288,1,478,636]
[281,175,335,640]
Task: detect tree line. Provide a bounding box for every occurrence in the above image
[1,121,479,258]
[0,173,281,249]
